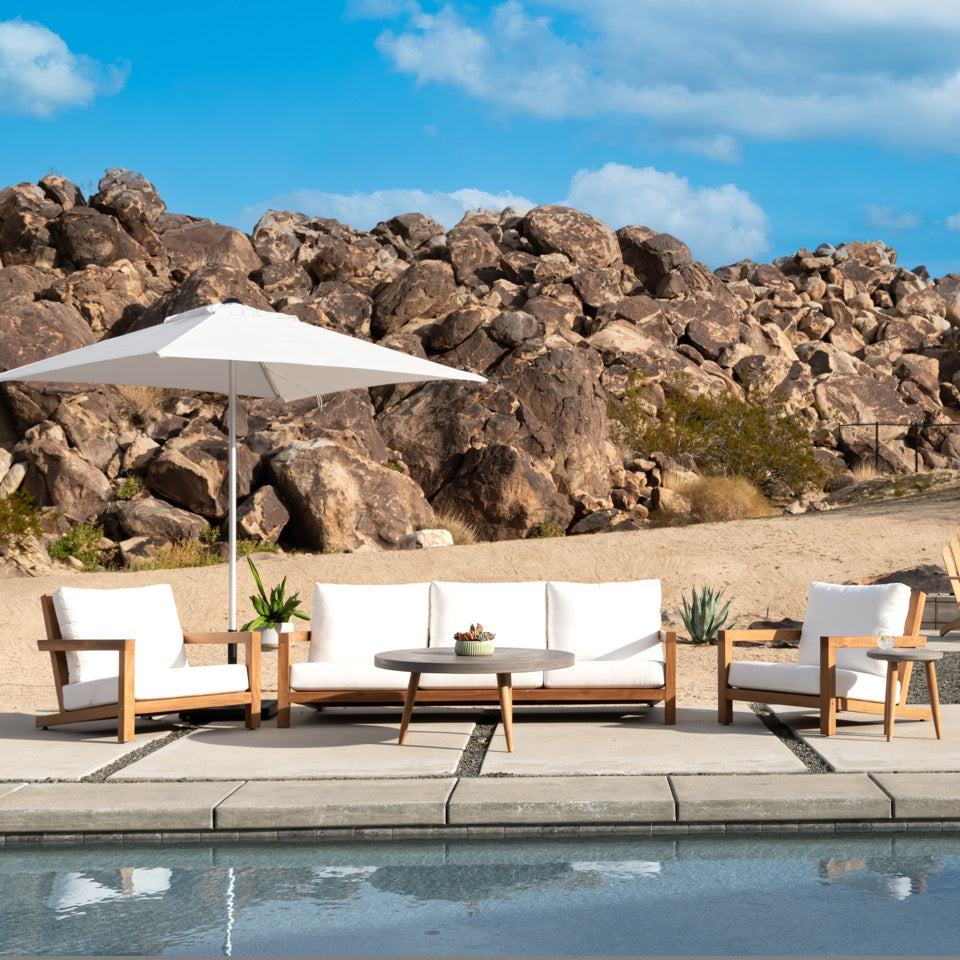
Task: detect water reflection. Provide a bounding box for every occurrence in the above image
[819,853,942,900]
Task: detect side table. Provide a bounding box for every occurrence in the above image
[866,648,943,742]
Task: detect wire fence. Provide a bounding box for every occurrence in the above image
[837,421,960,472]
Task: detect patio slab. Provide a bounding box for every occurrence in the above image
[110,709,475,780]
[0,712,174,782]
[217,778,456,829]
[671,773,891,823]
[872,772,960,819]
[448,775,676,825]
[480,705,806,776]
[0,781,243,832]
[778,704,960,773]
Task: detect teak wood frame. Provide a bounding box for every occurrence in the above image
[276,630,677,727]
[941,536,960,637]
[38,593,262,743]
[717,590,927,736]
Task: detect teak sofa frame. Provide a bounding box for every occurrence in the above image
[276,630,677,728]
[718,589,927,736]
[941,535,960,637]
[38,593,261,743]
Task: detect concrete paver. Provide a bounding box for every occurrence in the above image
[0,781,243,832]
[671,773,891,822]
[217,778,456,829]
[480,705,806,775]
[0,784,25,800]
[779,704,960,772]
[110,710,475,780]
[0,711,173,781]
[448,775,675,825]
[872,772,960,819]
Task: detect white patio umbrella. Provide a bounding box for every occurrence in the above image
[0,300,485,638]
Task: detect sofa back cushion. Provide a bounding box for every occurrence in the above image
[53,584,188,685]
[309,582,430,663]
[798,581,913,676]
[429,581,547,650]
[546,580,663,661]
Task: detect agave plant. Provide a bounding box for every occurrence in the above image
[240,556,310,630]
[453,623,496,643]
[680,585,734,644]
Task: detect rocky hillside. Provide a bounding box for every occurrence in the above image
[1,168,958,570]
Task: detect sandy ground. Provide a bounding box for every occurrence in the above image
[3,487,957,714]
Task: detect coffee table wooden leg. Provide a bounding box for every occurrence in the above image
[497,672,514,752]
[884,663,897,742]
[926,662,943,740]
[398,672,420,745]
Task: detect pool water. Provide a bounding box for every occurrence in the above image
[2,833,959,956]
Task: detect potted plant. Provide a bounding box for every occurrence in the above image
[453,623,496,656]
[240,556,309,648]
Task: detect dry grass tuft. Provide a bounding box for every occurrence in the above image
[434,510,478,546]
[656,475,774,526]
[134,539,221,571]
[851,460,881,481]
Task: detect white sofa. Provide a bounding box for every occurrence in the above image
[277,579,676,726]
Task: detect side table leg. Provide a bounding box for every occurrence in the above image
[884,663,897,742]
[926,662,943,740]
[497,672,514,753]
[398,672,420,745]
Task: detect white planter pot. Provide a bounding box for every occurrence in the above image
[259,621,294,649]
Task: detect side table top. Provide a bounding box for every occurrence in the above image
[374,646,575,674]
[866,648,943,663]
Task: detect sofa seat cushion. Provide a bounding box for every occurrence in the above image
[798,582,912,678]
[308,582,430,664]
[53,584,188,684]
[544,658,665,689]
[290,661,406,691]
[728,660,891,702]
[61,664,250,711]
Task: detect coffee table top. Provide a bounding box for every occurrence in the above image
[866,648,943,663]
[374,646,575,674]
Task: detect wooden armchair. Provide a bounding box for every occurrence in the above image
[39,584,260,742]
[940,536,960,637]
[718,582,927,736]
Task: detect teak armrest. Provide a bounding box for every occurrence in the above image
[820,634,927,652]
[718,628,802,647]
[277,631,312,646]
[38,637,132,653]
[183,630,257,645]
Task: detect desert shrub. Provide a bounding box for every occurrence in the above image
[434,510,478,546]
[609,372,831,496]
[49,521,110,571]
[135,538,222,570]
[237,538,280,557]
[682,475,773,523]
[0,489,45,555]
[527,519,566,539]
[114,475,143,501]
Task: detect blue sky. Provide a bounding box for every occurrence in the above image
[1,1,958,274]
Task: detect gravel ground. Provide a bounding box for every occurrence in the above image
[907,650,958,704]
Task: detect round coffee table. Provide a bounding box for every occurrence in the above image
[374,647,575,752]
[866,647,943,742]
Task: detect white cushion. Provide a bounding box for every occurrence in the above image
[61,664,249,711]
[307,582,430,664]
[290,661,404,691]
[544,580,664,689]
[798,582,912,677]
[53,584,188,685]
[728,660,891,702]
[423,581,546,688]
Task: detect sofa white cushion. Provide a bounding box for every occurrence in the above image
[307,582,430,665]
[290,661,405,691]
[728,660,891,703]
[544,580,663,689]
[423,580,546,688]
[53,584,188,685]
[61,664,249,711]
[798,582,912,677]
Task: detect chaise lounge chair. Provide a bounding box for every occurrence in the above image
[718,581,927,736]
[940,535,960,637]
[38,584,261,742]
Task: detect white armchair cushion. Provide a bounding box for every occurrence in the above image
[544,580,665,688]
[53,584,188,685]
[308,582,430,664]
[424,580,546,688]
[797,582,912,677]
[728,660,890,703]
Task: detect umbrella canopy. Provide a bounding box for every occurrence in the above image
[0,301,485,634]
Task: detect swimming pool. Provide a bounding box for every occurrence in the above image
[2,833,959,956]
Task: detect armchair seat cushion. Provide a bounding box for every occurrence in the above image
[61,664,250,711]
[728,660,891,703]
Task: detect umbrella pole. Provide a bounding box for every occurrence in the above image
[228,361,238,664]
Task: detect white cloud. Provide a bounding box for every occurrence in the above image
[565,163,769,266]
[239,186,534,233]
[371,1,960,154]
[864,204,922,231]
[947,213,960,231]
[0,18,128,117]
